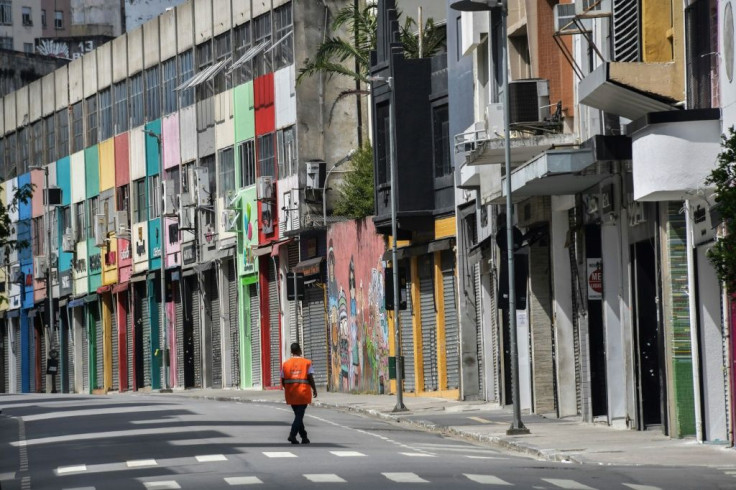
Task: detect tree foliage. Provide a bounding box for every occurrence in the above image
[705,126,736,292]
[333,144,375,220]
[0,182,35,302]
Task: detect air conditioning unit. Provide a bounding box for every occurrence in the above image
[691,203,716,246]
[94,213,108,247]
[305,160,326,191]
[34,256,48,277]
[62,227,75,253]
[225,189,239,210]
[485,103,504,137]
[114,210,129,235]
[194,166,211,206]
[179,205,195,231]
[163,180,177,216]
[222,209,240,232]
[257,176,274,201]
[508,79,550,125]
[575,0,612,17]
[10,265,22,284]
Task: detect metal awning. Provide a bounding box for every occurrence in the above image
[130,273,147,283]
[294,257,324,275]
[252,244,272,257]
[228,41,270,73]
[175,58,230,91]
[194,261,213,273]
[382,238,455,261]
[97,285,111,294]
[85,294,97,303]
[7,309,19,318]
[67,297,85,308]
[271,238,294,257]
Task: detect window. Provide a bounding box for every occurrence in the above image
[32,121,44,167]
[54,10,63,29]
[214,32,232,94]
[117,184,129,212]
[45,115,56,162]
[233,22,252,85]
[201,155,216,226]
[18,127,28,174]
[61,206,71,239]
[273,3,293,70]
[178,50,194,108]
[75,202,86,241]
[258,133,275,178]
[196,41,213,101]
[432,104,451,178]
[218,147,235,198]
[32,217,44,256]
[0,36,12,50]
[4,133,15,177]
[375,103,390,184]
[87,196,98,239]
[238,139,256,187]
[99,88,112,140]
[86,95,98,146]
[129,73,144,127]
[113,81,128,133]
[0,1,11,25]
[165,167,180,196]
[148,174,160,219]
[72,101,84,152]
[134,179,146,223]
[162,58,177,115]
[22,6,32,26]
[181,162,192,195]
[145,65,161,121]
[41,9,46,28]
[24,43,33,53]
[277,126,296,177]
[57,109,69,157]
[253,13,272,77]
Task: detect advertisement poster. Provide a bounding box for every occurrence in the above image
[587,258,603,300]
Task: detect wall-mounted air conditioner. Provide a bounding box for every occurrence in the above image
[222,209,240,232]
[575,0,612,17]
[114,210,129,236]
[485,103,504,137]
[163,180,177,216]
[305,160,326,191]
[225,189,239,210]
[34,256,48,277]
[94,214,108,247]
[62,227,75,253]
[508,79,550,125]
[194,166,210,206]
[257,176,274,201]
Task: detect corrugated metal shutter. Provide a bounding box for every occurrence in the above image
[14,321,22,392]
[2,323,7,392]
[94,304,102,390]
[249,283,261,387]
[126,293,133,391]
[175,282,184,388]
[419,255,438,391]
[303,285,327,386]
[268,260,280,387]
[112,299,119,391]
[227,262,239,388]
[41,324,47,393]
[288,245,299,346]
[142,291,151,388]
[474,264,485,398]
[569,208,583,414]
[190,277,202,388]
[208,270,222,389]
[81,309,89,393]
[399,262,415,393]
[442,251,459,390]
[67,311,76,394]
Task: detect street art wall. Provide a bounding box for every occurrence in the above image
[326,220,388,394]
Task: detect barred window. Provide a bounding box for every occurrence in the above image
[238,139,256,187]
[253,13,272,77]
[218,146,235,198]
[148,174,160,219]
[432,104,451,178]
[0,1,11,25]
[113,80,129,133]
[214,32,232,94]
[178,50,194,108]
[129,73,144,128]
[99,88,113,140]
[87,196,99,239]
[32,217,44,256]
[277,126,296,177]
[134,178,146,223]
[162,58,177,115]
[4,132,15,177]
[201,155,216,227]
[75,202,86,241]
[57,109,69,157]
[196,41,213,101]
[273,2,293,70]
[32,121,44,167]
[86,95,98,146]
[233,22,252,85]
[19,127,29,174]
[145,65,161,121]
[46,115,56,162]
[258,133,275,178]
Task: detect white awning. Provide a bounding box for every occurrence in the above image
[228,41,270,73]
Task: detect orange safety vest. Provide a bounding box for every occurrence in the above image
[282,357,313,405]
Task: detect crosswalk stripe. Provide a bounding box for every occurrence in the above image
[330,451,366,457]
[61,487,96,490]
[464,474,513,485]
[56,465,87,475]
[383,472,428,483]
[466,456,507,460]
[225,476,263,485]
[468,416,494,424]
[127,459,157,467]
[143,482,181,489]
[399,452,435,457]
[304,474,347,483]
[263,452,297,458]
[542,479,596,490]
[195,454,228,462]
[622,485,661,490]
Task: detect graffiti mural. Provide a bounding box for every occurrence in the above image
[326,220,388,393]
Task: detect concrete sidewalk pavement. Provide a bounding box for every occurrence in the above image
[146,388,736,468]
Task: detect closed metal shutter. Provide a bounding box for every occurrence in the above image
[268,260,280,387]
[227,262,239,388]
[142,291,151,388]
[208,270,222,389]
[125,293,133,391]
[249,283,261,387]
[474,264,485,398]
[112,299,119,391]
[94,304,103,390]
[569,208,583,414]
[175,282,184,388]
[442,251,459,390]
[288,245,299,346]
[419,255,438,391]
[399,261,415,393]
[303,286,327,386]
[39,321,47,393]
[67,311,76,394]
[190,277,202,388]
[2,323,7,392]
[81,309,89,393]
[14,321,22,392]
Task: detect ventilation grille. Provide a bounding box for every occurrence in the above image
[612,0,641,62]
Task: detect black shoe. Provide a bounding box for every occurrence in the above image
[301,437,310,444]
[287,436,299,444]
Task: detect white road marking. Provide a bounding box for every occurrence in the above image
[622,485,661,490]
[399,452,435,457]
[22,405,179,422]
[464,474,513,485]
[56,465,88,475]
[127,459,158,468]
[466,455,507,460]
[195,454,227,462]
[61,487,96,490]
[263,452,297,458]
[330,451,366,457]
[11,426,235,447]
[0,472,16,481]
[468,416,494,424]
[542,479,596,490]
[143,482,181,489]
[304,474,346,483]
[383,472,429,483]
[225,476,263,485]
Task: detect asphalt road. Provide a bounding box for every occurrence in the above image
[0,393,734,489]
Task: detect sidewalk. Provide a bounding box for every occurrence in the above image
[149,388,736,468]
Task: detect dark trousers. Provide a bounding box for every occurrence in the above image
[290,404,308,439]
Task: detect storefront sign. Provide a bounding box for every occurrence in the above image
[587,258,603,300]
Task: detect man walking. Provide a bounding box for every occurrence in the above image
[281,342,318,444]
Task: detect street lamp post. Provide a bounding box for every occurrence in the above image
[368,75,406,412]
[450,0,529,435]
[43,166,56,393]
[143,129,171,393]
